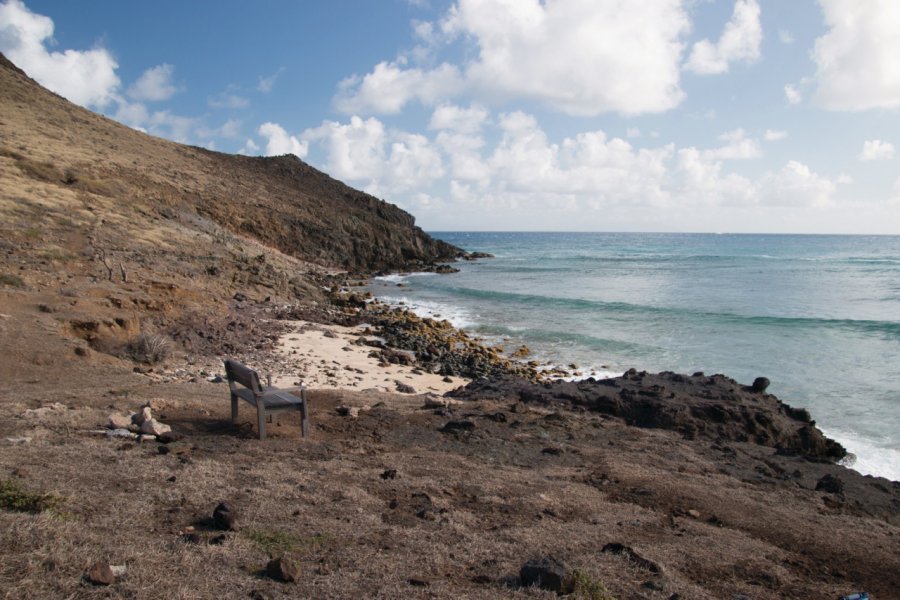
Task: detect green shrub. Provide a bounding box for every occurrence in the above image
[0,273,25,288]
[125,333,172,364]
[572,569,616,600]
[0,478,62,514]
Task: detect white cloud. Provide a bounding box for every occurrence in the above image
[147,111,199,144]
[303,116,386,180]
[127,63,178,102]
[759,161,836,207]
[784,84,801,105]
[239,138,260,155]
[764,129,787,141]
[337,0,690,117]
[0,0,120,107]
[386,133,445,192]
[859,139,895,161]
[778,29,794,44]
[334,61,464,114]
[258,122,308,158]
[428,103,488,133]
[208,93,250,109]
[812,0,900,110]
[626,128,642,139]
[257,67,284,93]
[704,128,762,160]
[685,0,762,75]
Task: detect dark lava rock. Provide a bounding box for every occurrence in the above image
[157,431,184,444]
[751,377,770,393]
[380,468,398,480]
[395,381,416,394]
[449,372,846,462]
[440,420,475,433]
[265,556,298,583]
[816,473,845,495]
[84,562,115,586]
[519,556,575,594]
[602,543,662,573]
[213,502,237,530]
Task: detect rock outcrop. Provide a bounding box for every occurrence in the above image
[450,370,846,461]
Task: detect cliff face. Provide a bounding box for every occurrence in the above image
[0,52,460,274]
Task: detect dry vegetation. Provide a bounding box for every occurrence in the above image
[0,52,897,599]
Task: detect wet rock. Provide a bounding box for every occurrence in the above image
[84,562,115,585]
[213,502,237,530]
[519,556,575,594]
[265,556,298,583]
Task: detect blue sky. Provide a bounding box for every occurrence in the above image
[2,0,899,233]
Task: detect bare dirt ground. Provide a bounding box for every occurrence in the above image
[1,287,898,599]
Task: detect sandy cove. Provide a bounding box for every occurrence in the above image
[270,319,469,395]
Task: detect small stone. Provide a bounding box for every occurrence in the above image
[140,419,172,436]
[213,502,237,530]
[137,434,156,444]
[380,469,398,480]
[687,509,701,519]
[85,562,115,585]
[395,381,416,394]
[336,405,359,418]
[107,413,132,429]
[519,556,574,593]
[265,556,298,583]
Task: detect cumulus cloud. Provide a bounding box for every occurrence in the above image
[812,0,900,110]
[301,116,446,197]
[334,61,464,114]
[704,128,762,160]
[784,84,802,105]
[764,129,787,141]
[336,0,690,117]
[685,0,762,75]
[428,103,488,133]
[208,91,250,109]
[759,160,836,207]
[0,0,120,107]
[127,63,178,101]
[859,139,895,161]
[258,122,308,158]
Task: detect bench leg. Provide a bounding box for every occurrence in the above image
[230,394,238,423]
[300,389,310,438]
[257,403,266,440]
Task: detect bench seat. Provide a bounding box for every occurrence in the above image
[224,359,309,440]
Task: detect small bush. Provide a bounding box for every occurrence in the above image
[126,333,172,365]
[0,478,62,514]
[0,273,25,288]
[17,158,64,182]
[572,569,615,600]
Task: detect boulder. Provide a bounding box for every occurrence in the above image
[751,377,770,393]
[213,502,237,530]
[140,419,171,436]
[266,556,299,583]
[519,556,575,594]
[107,413,132,430]
[84,562,115,586]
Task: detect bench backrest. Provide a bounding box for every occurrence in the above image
[224,359,262,394]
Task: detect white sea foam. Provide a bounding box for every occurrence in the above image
[379,295,473,329]
[824,427,900,482]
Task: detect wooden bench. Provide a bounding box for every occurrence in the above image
[224,359,309,440]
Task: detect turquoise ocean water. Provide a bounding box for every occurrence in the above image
[369,233,900,481]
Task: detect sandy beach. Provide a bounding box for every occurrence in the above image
[271,320,469,395]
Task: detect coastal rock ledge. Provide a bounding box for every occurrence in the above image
[450,369,846,462]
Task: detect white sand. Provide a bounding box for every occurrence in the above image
[272,320,468,395]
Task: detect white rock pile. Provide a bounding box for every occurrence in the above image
[105,403,173,442]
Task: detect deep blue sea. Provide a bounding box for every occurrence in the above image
[370,232,900,481]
